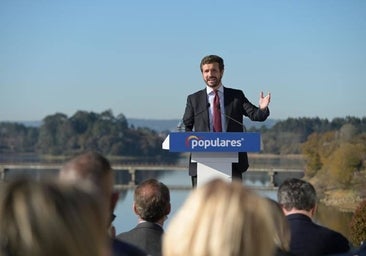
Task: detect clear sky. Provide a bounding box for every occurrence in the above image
[1,0,365,122]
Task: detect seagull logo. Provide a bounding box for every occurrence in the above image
[185,135,200,148]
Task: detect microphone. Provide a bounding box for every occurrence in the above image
[216,104,247,132]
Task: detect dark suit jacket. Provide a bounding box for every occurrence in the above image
[111,238,148,256]
[117,222,164,256]
[287,213,350,256]
[182,86,270,176]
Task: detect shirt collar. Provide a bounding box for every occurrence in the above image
[206,84,224,95]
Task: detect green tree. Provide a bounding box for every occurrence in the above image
[37,113,69,154]
[0,122,34,152]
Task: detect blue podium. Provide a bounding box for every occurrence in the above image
[162,132,261,186]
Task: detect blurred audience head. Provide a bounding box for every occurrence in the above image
[59,151,118,227]
[163,178,276,256]
[0,177,108,256]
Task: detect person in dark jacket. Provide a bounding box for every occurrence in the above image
[117,178,170,256]
[277,178,350,256]
[182,54,271,187]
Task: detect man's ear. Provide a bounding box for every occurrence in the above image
[281,206,291,216]
[310,204,317,217]
[133,202,139,215]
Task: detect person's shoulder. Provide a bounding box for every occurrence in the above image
[318,223,348,240]
[318,225,350,253]
[112,238,148,256]
[116,228,135,240]
[188,88,206,97]
[116,231,128,238]
[223,86,243,93]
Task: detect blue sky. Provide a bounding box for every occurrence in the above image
[1,0,365,122]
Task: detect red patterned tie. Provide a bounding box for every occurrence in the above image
[213,90,222,132]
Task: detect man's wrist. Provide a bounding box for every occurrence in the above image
[259,106,268,111]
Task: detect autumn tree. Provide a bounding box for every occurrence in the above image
[325,143,363,186]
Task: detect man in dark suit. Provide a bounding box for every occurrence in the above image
[277,178,351,256]
[117,178,171,256]
[182,54,271,187]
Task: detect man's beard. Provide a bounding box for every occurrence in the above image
[205,76,222,88]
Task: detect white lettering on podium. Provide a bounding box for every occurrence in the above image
[190,137,244,149]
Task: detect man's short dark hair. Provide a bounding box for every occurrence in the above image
[134,179,170,223]
[277,178,317,211]
[200,55,224,72]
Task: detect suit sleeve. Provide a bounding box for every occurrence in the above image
[242,93,270,121]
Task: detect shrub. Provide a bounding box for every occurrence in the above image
[349,200,366,246]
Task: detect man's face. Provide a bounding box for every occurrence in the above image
[201,62,224,89]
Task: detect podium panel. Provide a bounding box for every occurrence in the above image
[191,152,238,186]
[163,132,261,152]
[162,132,261,187]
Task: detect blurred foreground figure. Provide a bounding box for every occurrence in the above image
[59,151,147,256]
[266,198,294,256]
[0,177,108,256]
[163,178,276,256]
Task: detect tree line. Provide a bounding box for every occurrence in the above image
[1,111,365,173]
[0,110,178,162]
[252,116,366,193]
[247,116,366,191]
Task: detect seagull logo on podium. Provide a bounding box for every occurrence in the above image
[185,135,200,148]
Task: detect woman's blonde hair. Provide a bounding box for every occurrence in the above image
[0,177,108,256]
[163,178,276,256]
[266,198,291,252]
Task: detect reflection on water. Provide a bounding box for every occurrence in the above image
[113,170,353,242]
[243,172,271,186]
